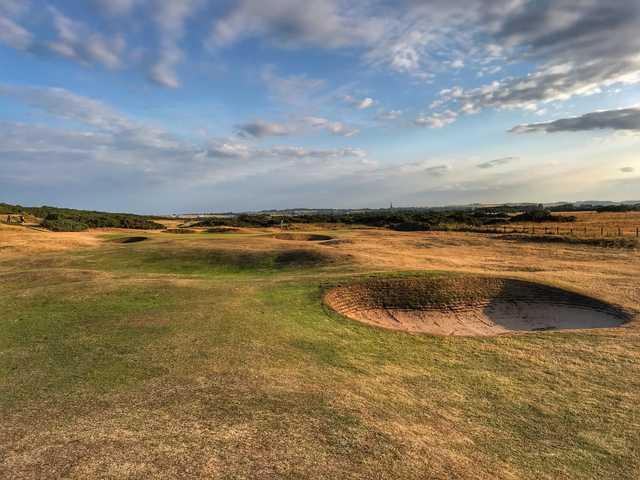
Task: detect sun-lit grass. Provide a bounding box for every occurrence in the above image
[1,230,639,478]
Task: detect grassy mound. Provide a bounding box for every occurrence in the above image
[325,275,631,336]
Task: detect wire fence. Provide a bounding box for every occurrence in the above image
[446,225,640,238]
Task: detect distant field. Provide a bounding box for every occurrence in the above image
[440,211,640,240]
[1,222,639,479]
[521,211,640,236]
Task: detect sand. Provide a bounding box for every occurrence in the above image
[325,276,631,336]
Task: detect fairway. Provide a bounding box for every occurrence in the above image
[1,223,639,479]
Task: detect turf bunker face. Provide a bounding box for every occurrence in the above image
[324,276,631,336]
[275,233,334,241]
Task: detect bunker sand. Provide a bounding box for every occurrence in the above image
[325,276,631,336]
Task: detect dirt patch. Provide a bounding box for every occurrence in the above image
[275,233,334,242]
[108,236,148,244]
[324,275,632,336]
[163,228,197,234]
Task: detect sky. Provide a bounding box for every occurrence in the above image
[1,0,640,214]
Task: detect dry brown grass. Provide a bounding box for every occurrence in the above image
[2,222,640,479]
[515,211,640,236]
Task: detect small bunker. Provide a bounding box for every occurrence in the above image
[109,236,148,244]
[274,233,334,242]
[324,275,632,336]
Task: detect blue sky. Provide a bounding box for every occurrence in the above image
[1,0,640,213]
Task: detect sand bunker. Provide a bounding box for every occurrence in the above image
[324,276,631,336]
[109,236,148,244]
[275,233,333,241]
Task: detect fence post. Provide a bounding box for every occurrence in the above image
[601,227,604,237]
[618,227,622,237]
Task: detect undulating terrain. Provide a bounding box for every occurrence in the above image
[1,220,639,479]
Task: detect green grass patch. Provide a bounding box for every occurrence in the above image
[67,243,339,278]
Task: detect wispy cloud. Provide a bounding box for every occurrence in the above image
[510,108,640,134]
[149,0,204,88]
[415,110,457,128]
[235,117,359,138]
[342,95,375,110]
[477,156,517,169]
[236,120,292,138]
[210,0,381,49]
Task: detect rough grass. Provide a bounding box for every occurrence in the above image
[65,243,344,278]
[1,231,640,478]
[204,227,242,234]
[499,233,639,249]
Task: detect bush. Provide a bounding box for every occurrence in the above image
[41,218,89,232]
[510,210,576,223]
[390,222,431,231]
[36,208,165,231]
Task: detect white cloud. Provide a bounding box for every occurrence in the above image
[304,117,359,137]
[0,85,130,131]
[377,109,402,121]
[237,120,292,138]
[415,110,457,129]
[235,116,360,138]
[425,1,640,122]
[261,66,326,106]
[46,7,125,69]
[210,0,381,49]
[149,0,203,88]
[207,140,252,159]
[0,85,371,195]
[0,16,31,50]
[342,95,375,110]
